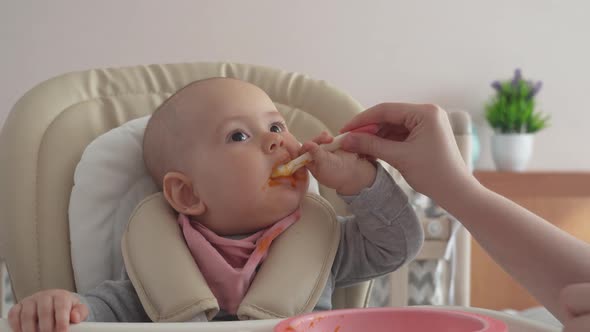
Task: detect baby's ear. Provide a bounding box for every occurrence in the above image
[162,172,206,216]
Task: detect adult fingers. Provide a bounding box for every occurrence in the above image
[340,103,439,133]
[377,124,410,141]
[340,132,406,167]
[563,314,590,332]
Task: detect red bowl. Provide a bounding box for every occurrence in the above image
[274,307,508,332]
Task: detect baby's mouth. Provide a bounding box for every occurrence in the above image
[267,154,304,188]
[270,154,292,177]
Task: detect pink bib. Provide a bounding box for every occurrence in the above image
[177,210,301,315]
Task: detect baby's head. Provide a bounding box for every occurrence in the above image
[143,78,309,235]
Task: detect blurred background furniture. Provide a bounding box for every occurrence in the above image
[472,171,590,310]
[0,259,9,318]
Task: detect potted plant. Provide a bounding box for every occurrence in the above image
[485,69,549,171]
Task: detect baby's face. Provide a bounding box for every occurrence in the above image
[178,79,308,235]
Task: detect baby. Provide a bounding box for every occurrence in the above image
[8,78,423,331]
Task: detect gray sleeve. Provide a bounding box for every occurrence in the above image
[79,279,150,322]
[331,164,424,288]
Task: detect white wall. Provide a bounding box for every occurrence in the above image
[2,0,589,170]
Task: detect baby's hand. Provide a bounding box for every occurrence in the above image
[301,131,376,195]
[8,289,88,332]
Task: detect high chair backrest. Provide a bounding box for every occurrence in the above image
[0,62,375,307]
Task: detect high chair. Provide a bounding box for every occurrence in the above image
[0,62,558,331]
[0,61,376,307]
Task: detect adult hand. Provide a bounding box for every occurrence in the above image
[339,103,473,200]
[560,283,590,332]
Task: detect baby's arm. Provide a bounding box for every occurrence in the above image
[331,164,423,287]
[8,289,88,332]
[79,279,150,322]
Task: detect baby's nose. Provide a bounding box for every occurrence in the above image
[263,132,284,153]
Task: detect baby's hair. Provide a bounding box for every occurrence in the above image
[143,77,228,188]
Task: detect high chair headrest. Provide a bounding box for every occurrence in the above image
[69,115,320,293]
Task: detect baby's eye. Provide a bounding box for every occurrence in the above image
[270,122,286,133]
[230,131,249,142]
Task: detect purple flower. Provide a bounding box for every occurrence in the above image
[491,80,502,92]
[511,68,522,87]
[529,81,543,98]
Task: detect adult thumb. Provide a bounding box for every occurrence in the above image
[561,283,590,317]
[341,132,404,165]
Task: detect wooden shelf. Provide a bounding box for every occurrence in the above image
[470,171,590,311]
[474,171,590,197]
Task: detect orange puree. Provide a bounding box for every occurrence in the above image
[266,168,308,189]
[257,226,284,253]
[268,176,297,188]
[309,315,324,328]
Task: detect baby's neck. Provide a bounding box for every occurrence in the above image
[187,206,302,239]
[187,215,276,239]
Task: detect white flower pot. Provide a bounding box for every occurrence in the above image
[491,133,534,172]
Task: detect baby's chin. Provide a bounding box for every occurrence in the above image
[251,191,304,227]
